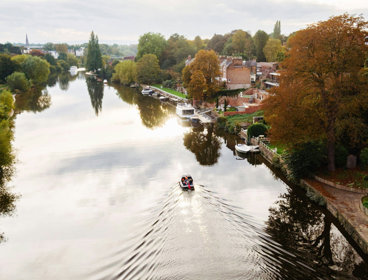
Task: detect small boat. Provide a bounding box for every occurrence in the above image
[176,103,195,119]
[235,144,260,154]
[159,96,168,101]
[179,175,195,190]
[141,86,154,95]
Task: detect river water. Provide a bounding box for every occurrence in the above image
[0,74,367,279]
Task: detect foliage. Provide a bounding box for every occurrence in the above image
[187,70,207,100]
[21,55,50,85]
[247,123,268,140]
[136,54,161,84]
[335,145,348,168]
[86,76,104,115]
[0,90,14,119]
[263,39,283,62]
[44,53,57,66]
[0,43,21,54]
[54,43,68,54]
[0,54,16,83]
[99,44,137,57]
[182,49,220,101]
[6,72,29,92]
[263,14,368,172]
[253,30,269,61]
[11,54,28,68]
[272,20,281,40]
[207,34,230,53]
[86,31,103,72]
[216,110,264,134]
[230,30,255,59]
[112,60,137,85]
[161,33,195,69]
[136,32,166,61]
[66,54,78,67]
[285,142,327,181]
[360,148,368,167]
[57,60,69,72]
[43,42,54,51]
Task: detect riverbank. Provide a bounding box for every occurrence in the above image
[253,137,368,257]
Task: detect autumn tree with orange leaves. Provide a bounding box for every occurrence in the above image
[263,14,368,172]
[182,49,220,101]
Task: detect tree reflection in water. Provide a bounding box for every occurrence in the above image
[15,87,51,114]
[0,119,17,243]
[115,85,173,129]
[86,77,104,116]
[266,186,368,278]
[183,124,221,166]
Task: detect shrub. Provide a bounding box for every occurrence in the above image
[247,123,268,141]
[0,90,14,119]
[57,60,69,72]
[285,142,326,181]
[6,72,29,92]
[335,144,349,168]
[360,147,368,167]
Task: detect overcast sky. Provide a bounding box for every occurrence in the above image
[0,0,367,44]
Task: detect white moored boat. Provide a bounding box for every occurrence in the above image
[141,87,154,95]
[176,103,195,119]
[235,144,260,154]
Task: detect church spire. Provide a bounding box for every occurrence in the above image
[26,34,29,48]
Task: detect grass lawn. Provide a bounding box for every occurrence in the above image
[225,110,264,125]
[268,143,287,155]
[152,84,187,99]
[316,167,368,190]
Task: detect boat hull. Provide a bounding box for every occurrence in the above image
[179,181,195,191]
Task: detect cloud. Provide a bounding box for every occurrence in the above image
[0,0,367,43]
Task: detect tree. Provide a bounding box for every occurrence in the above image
[136,54,161,84]
[43,42,54,51]
[194,35,204,51]
[263,14,368,172]
[112,60,137,85]
[272,20,281,40]
[182,49,220,101]
[136,32,166,61]
[54,43,68,54]
[263,38,283,62]
[207,34,230,53]
[0,54,16,82]
[6,72,29,92]
[188,70,207,100]
[86,31,102,72]
[253,30,269,61]
[21,55,50,85]
[160,34,195,69]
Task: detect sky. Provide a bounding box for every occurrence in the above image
[0,0,367,45]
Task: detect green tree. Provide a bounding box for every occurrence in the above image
[6,72,29,92]
[136,54,161,84]
[136,32,166,61]
[43,42,54,51]
[272,20,281,40]
[66,53,78,67]
[263,38,283,62]
[0,54,16,82]
[194,35,204,51]
[207,34,230,53]
[21,56,50,85]
[112,60,137,85]
[253,30,269,61]
[161,33,195,69]
[86,31,103,72]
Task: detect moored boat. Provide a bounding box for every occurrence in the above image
[176,103,195,119]
[141,86,154,95]
[235,144,260,154]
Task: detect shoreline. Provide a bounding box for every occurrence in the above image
[254,137,368,257]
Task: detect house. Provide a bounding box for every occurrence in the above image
[123,56,135,61]
[264,72,280,89]
[256,62,278,79]
[75,47,85,57]
[219,56,252,90]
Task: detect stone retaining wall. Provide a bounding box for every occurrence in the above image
[314,175,368,194]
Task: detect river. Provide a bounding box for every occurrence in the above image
[0,73,367,279]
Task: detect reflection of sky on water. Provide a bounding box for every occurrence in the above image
[1,77,287,279]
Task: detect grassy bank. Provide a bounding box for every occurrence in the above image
[217,110,264,134]
[152,84,187,99]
